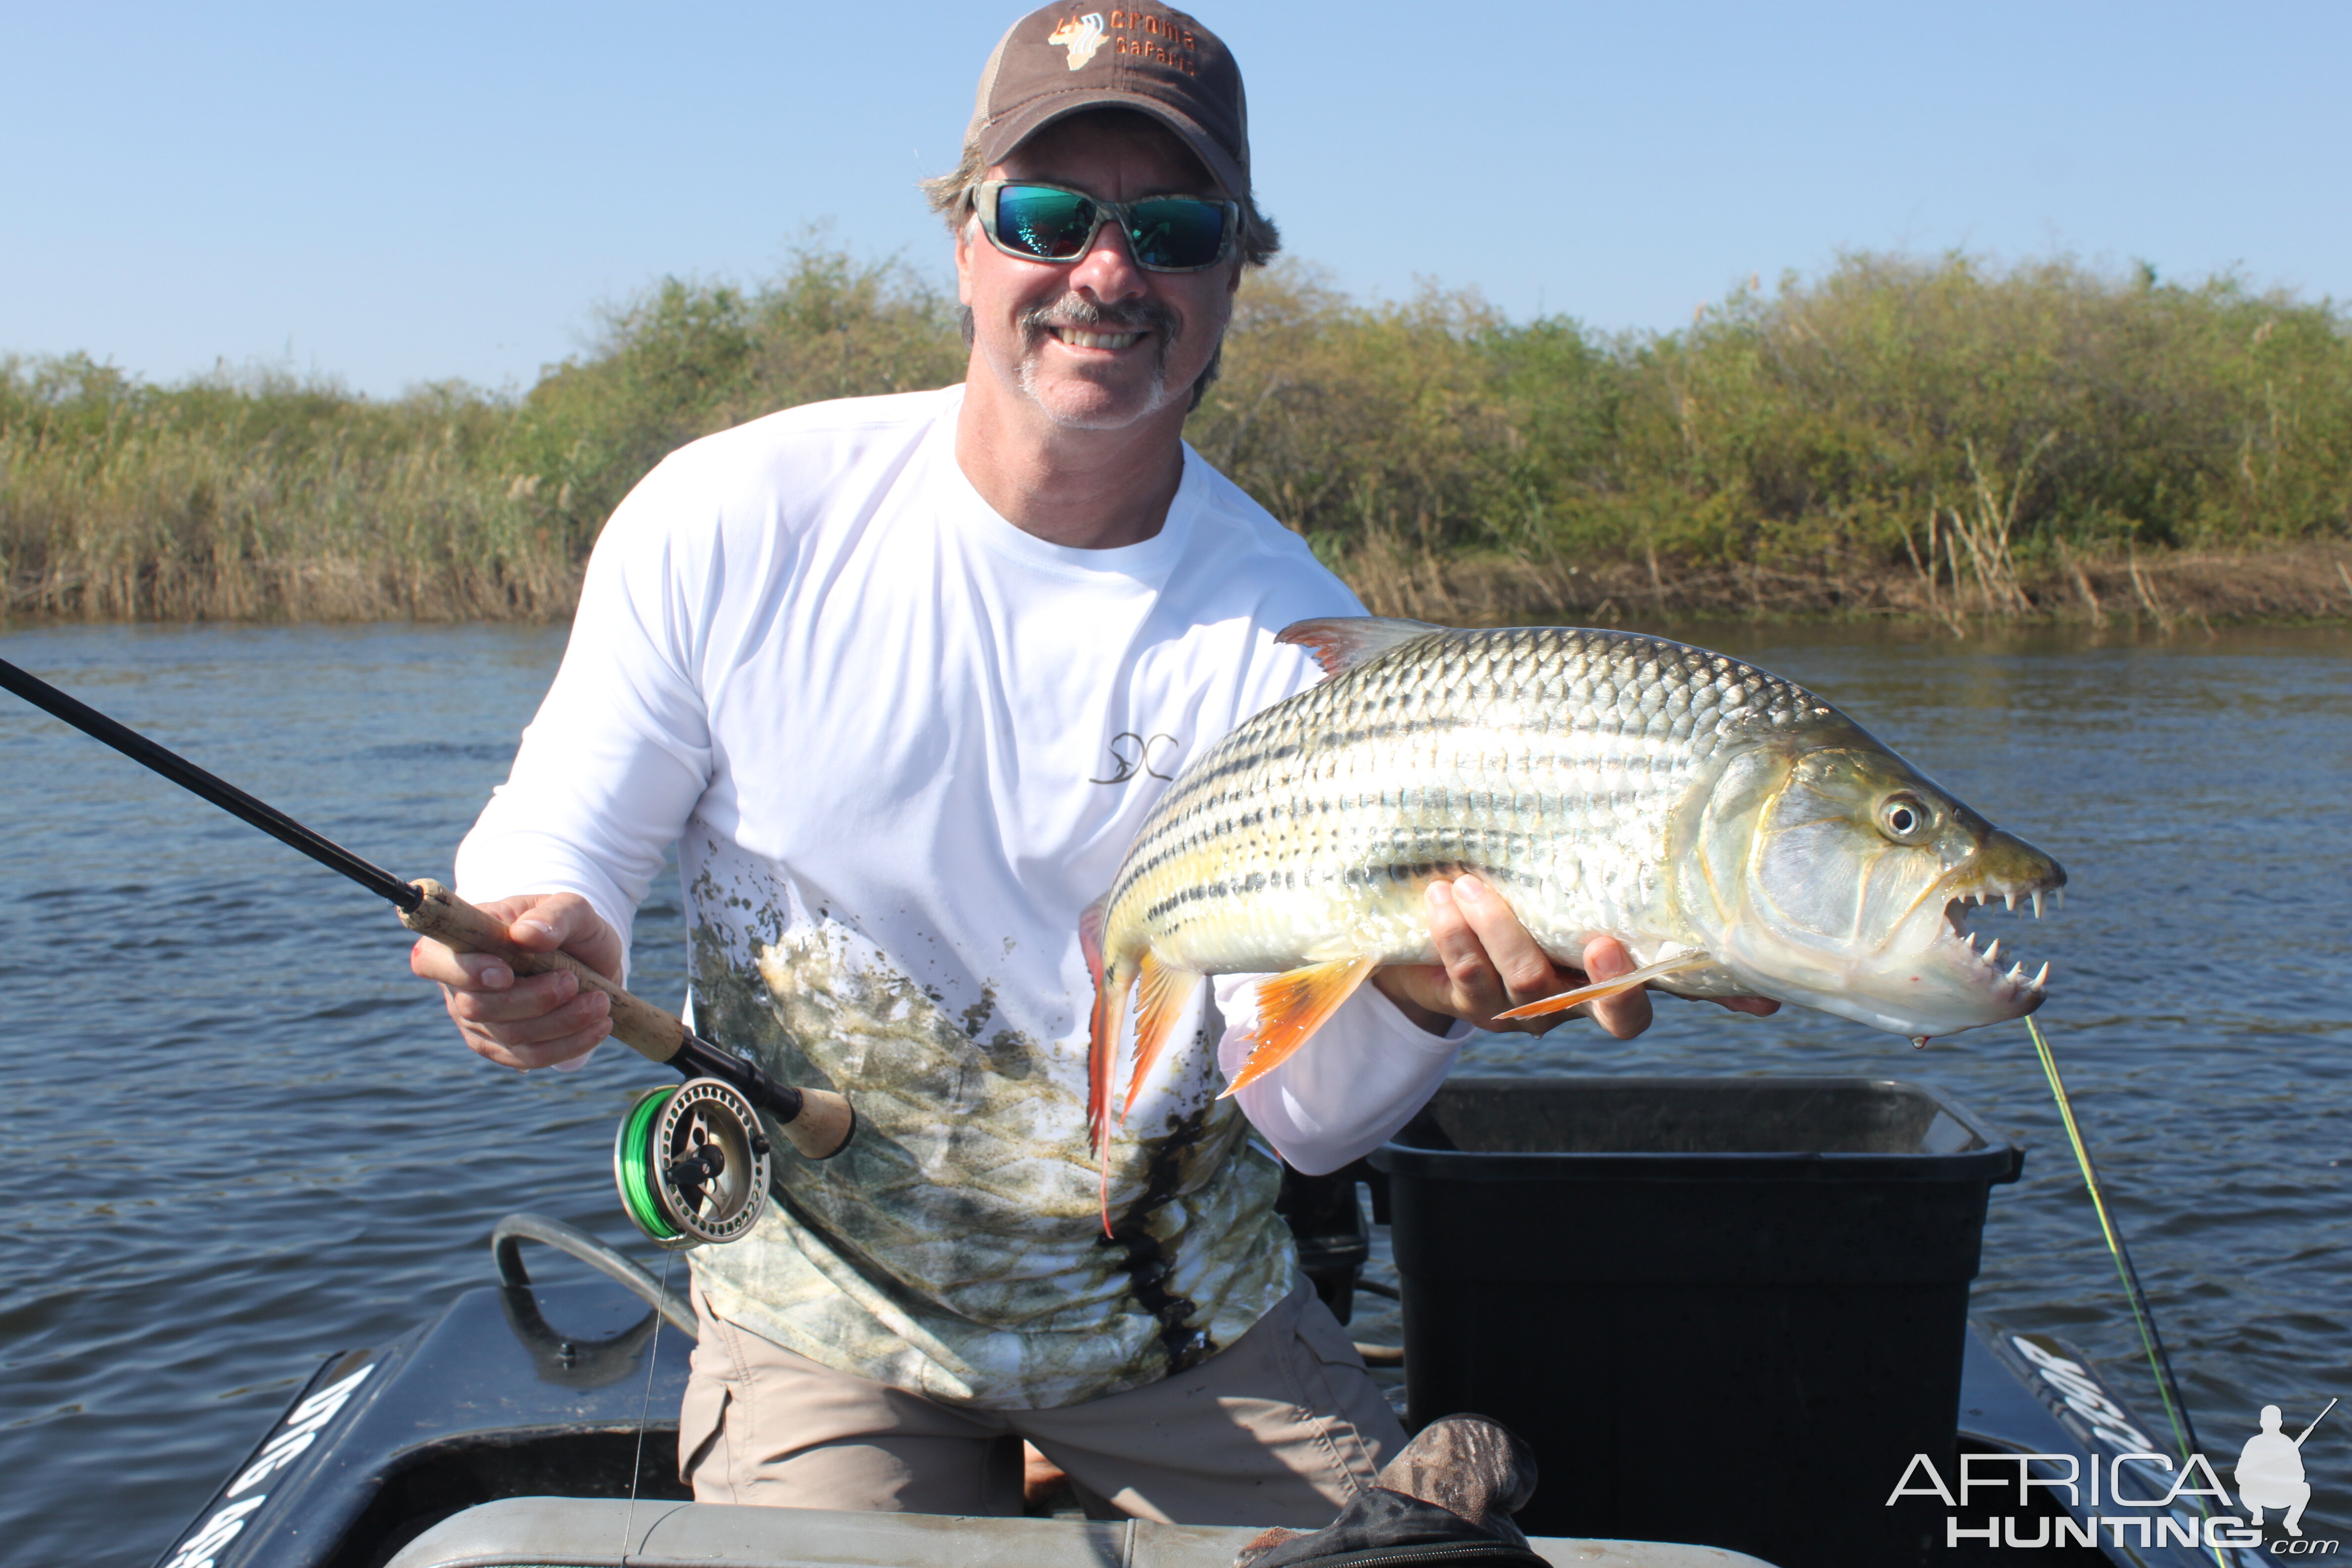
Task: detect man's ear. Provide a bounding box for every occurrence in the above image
[954,218,976,306]
[1226,256,1243,296]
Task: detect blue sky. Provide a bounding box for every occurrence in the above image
[6,1,2346,397]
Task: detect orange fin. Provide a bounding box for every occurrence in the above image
[1493,952,1712,1021]
[1121,953,1202,1128]
[1079,893,1138,1238]
[1221,955,1379,1097]
[1275,617,1442,681]
[1078,895,1128,1159]
[1088,957,1135,1240]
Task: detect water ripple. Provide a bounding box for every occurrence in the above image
[0,620,2345,1562]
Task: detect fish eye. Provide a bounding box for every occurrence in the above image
[1879,794,1931,841]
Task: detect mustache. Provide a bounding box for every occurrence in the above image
[1017,294,1179,347]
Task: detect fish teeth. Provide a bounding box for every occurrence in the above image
[2031,890,2044,920]
[2005,961,2025,984]
[1965,931,1980,951]
[2030,961,2051,990]
[2006,890,2019,913]
[1983,937,2003,966]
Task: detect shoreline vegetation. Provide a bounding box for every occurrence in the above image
[4,249,2349,630]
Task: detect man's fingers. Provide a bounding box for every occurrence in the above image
[1424,882,1510,1020]
[410,888,627,1072]
[409,938,519,991]
[504,900,577,953]
[444,966,590,1027]
[1384,879,1671,1041]
[1451,876,1558,1003]
[507,892,627,981]
[1579,935,1653,1040]
[458,983,611,1046]
[409,891,624,1001]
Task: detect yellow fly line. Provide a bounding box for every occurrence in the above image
[2026,1016,2227,1566]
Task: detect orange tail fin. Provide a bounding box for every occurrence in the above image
[1492,952,1712,1020]
[1220,955,1378,1098]
[1121,954,1202,1128]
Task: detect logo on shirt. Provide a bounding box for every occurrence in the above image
[1046,13,1107,70]
[1091,732,1180,785]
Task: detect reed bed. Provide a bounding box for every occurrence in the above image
[4,248,2348,625]
[0,361,575,620]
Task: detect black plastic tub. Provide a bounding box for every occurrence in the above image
[1371,1075,2023,1568]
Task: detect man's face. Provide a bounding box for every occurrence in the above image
[956,118,1240,432]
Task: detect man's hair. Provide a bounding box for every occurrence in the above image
[922,107,1279,412]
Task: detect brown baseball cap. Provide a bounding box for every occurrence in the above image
[965,6,1251,199]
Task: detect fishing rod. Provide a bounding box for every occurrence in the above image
[0,654,854,1248]
[2295,1397,2337,1448]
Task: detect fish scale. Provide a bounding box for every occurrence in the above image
[1080,617,2064,1196]
[1111,625,1813,980]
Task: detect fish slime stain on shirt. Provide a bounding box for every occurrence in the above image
[683,866,1294,1409]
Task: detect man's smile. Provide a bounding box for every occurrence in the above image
[1051,328,1145,351]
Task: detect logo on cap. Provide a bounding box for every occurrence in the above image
[1047,13,1108,70]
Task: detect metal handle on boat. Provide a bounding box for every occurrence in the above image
[491,1212,697,1336]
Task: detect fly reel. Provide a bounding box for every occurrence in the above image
[613,1078,772,1249]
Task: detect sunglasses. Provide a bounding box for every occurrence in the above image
[974,181,1237,273]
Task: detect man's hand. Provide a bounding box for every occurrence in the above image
[408,892,622,1070]
[1369,874,1778,1039]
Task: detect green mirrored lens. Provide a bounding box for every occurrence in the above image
[994,185,1099,259]
[1125,198,1228,270]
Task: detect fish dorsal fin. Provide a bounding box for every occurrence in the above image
[1220,954,1379,1097]
[1276,617,1444,682]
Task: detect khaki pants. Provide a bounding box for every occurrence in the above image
[679,1278,1406,1527]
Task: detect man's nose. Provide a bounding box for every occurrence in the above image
[1067,217,1147,301]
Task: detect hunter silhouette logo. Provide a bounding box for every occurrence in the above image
[2238,1398,2336,1539]
[1047,13,1107,70]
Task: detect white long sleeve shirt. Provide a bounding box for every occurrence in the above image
[456,387,1460,1407]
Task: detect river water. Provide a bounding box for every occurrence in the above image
[0,620,2345,1563]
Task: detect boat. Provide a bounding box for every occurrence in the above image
[153,1077,2259,1568]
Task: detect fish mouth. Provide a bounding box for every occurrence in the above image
[1927,868,2066,1013]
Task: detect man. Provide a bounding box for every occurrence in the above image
[2235,1405,2313,1537]
[413,4,1714,1525]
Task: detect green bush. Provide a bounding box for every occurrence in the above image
[3,247,2345,621]
[1206,253,2352,577]
[507,249,966,543]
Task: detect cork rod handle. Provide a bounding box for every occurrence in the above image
[399,879,854,1159]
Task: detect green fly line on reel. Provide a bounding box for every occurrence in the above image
[612,1078,774,1249]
